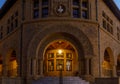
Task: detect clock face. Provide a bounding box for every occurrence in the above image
[56,4,65,14]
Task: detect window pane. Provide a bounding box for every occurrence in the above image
[48,60,54,71]
[103,19,106,29]
[66,53,72,59]
[42,0,48,5]
[82,1,87,8]
[82,10,88,19]
[56,59,64,71]
[48,53,54,59]
[73,8,79,18]
[73,0,79,6]
[66,60,72,71]
[42,7,48,17]
[15,19,18,28]
[33,9,39,18]
[56,53,64,58]
[33,0,39,8]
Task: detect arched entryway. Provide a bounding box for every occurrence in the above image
[102,48,114,77]
[6,50,18,77]
[43,40,78,76]
[28,24,94,79]
[0,54,3,77]
[117,54,120,76]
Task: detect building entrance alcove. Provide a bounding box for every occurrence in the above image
[102,48,114,77]
[117,54,120,76]
[6,50,18,77]
[43,40,79,77]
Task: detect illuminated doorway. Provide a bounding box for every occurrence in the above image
[0,55,2,77]
[7,50,18,77]
[117,55,120,76]
[44,40,78,76]
[102,49,113,77]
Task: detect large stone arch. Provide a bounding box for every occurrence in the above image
[27,24,94,78]
[27,24,94,60]
[5,49,18,77]
[102,47,114,77]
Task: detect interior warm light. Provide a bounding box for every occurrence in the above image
[58,49,62,54]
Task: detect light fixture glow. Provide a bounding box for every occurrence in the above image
[58,49,62,54]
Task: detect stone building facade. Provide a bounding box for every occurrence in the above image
[0,0,120,84]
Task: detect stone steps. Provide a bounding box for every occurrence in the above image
[32,76,89,84]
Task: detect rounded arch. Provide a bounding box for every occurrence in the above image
[27,24,94,77]
[0,54,3,77]
[102,47,114,77]
[28,24,94,60]
[117,54,120,76]
[43,39,79,76]
[104,47,114,65]
[6,49,18,77]
[36,33,84,60]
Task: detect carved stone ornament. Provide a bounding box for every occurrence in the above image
[55,4,66,16]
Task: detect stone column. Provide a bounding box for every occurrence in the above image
[84,57,94,82]
[113,65,117,77]
[85,58,90,75]
[40,60,43,76]
[26,59,30,77]
[3,62,8,77]
[17,64,20,77]
[33,58,36,77]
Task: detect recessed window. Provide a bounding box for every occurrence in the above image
[72,0,89,19]
[11,23,14,30]
[15,19,18,27]
[42,7,48,18]
[11,15,14,21]
[15,11,18,17]
[7,27,10,34]
[33,0,39,19]
[103,19,106,29]
[42,0,49,18]
[42,0,48,5]
[73,0,79,6]
[117,27,120,40]
[0,26,3,39]
[82,1,87,8]
[33,0,39,8]
[102,11,113,34]
[33,9,39,18]
[82,10,87,19]
[73,8,79,18]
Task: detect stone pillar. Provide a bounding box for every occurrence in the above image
[33,58,36,76]
[85,58,90,75]
[84,57,94,83]
[40,60,43,76]
[26,59,30,77]
[3,64,8,77]
[113,65,117,77]
[17,64,20,77]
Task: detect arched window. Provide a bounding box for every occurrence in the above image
[44,40,78,76]
[0,55,3,77]
[7,50,18,77]
[102,50,113,77]
[117,55,120,76]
